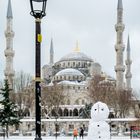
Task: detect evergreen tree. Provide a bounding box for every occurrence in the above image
[79,103,92,118]
[0,79,21,138]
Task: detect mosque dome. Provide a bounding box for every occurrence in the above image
[59,42,93,62]
[59,51,93,62]
[56,68,84,76]
[53,68,85,82]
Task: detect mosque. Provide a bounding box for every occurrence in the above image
[2,0,134,136]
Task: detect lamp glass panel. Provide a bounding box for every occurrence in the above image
[32,1,43,11]
[32,0,43,2]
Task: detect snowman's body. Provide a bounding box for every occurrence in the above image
[87,102,110,140]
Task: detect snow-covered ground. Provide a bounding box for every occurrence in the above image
[0,136,136,140]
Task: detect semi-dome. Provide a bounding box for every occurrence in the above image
[59,51,93,62]
[56,68,84,76]
[53,68,85,82]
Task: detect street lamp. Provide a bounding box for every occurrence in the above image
[29,0,47,140]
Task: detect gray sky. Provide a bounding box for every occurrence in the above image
[0,0,140,91]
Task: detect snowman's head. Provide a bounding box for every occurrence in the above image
[91,101,109,121]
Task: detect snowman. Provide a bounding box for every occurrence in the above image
[87,101,110,140]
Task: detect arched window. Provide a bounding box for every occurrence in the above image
[64,108,69,116]
[78,62,80,66]
[51,109,57,116]
[108,112,115,118]
[23,108,30,117]
[58,108,63,116]
[73,108,78,116]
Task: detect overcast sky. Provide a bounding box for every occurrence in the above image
[0,0,140,91]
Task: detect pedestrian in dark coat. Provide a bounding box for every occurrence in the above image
[79,127,84,139]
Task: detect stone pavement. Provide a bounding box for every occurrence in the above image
[0,136,133,140]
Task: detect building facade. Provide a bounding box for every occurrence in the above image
[1,0,135,136]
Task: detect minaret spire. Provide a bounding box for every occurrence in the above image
[50,38,54,65]
[115,0,125,90]
[4,0,15,88]
[7,0,13,19]
[117,0,123,10]
[125,35,132,91]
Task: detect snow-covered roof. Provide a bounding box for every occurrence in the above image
[56,68,84,76]
[20,118,138,122]
[58,80,86,86]
[59,51,93,62]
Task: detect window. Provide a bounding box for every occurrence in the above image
[78,62,80,66]
[64,108,69,116]
[73,108,78,116]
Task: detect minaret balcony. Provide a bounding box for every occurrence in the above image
[125,73,132,78]
[125,60,132,65]
[115,23,125,32]
[5,30,14,38]
[115,65,125,72]
[115,44,125,51]
[4,70,15,77]
[4,49,15,57]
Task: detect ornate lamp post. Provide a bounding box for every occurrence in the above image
[29,0,47,140]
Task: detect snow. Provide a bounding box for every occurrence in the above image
[20,118,138,123]
[56,68,84,76]
[58,80,85,86]
[0,136,136,140]
[59,52,93,62]
[88,102,110,140]
[90,102,109,121]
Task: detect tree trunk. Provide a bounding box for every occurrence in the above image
[6,125,9,138]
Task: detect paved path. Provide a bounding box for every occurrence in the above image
[0,136,134,140]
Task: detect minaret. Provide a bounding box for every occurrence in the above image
[4,0,15,88]
[114,0,125,90]
[125,36,132,91]
[49,38,54,65]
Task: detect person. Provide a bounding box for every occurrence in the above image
[79,127,84,139]
[73,128,78,140]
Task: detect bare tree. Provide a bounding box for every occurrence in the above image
[130,90,140,118]
[14,71,32,93]
[13,71,32,116]
[42,83,65,139]
[116,90,133,118]
[88,74,134,118]
[42,83,65,118]
[88,74,112,103]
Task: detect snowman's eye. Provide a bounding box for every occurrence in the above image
[101,108,104,111]
[95,109,97,111]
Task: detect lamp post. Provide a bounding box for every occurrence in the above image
[29,0,47,140]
